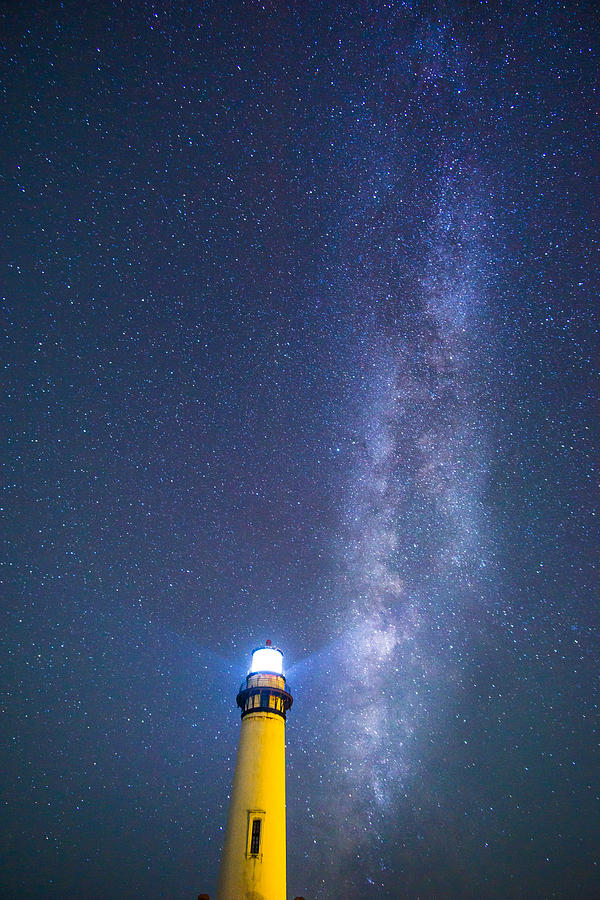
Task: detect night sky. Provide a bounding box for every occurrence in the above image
[2,2,598,898]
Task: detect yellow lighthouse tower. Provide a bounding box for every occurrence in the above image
[216,641,293,900]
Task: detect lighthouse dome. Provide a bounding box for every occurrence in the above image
[250,643,284,675]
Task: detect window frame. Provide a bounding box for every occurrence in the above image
[246,810,265,859]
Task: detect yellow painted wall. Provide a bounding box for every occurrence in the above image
[216,711,287,900]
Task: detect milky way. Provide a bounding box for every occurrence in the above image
[299,162,494,888]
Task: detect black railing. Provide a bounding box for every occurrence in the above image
[239,674,291,693]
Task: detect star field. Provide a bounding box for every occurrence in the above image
[2,2,598,899]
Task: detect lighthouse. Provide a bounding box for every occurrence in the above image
[215,641,293,900]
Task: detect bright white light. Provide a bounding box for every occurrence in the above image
[250,647,283,675]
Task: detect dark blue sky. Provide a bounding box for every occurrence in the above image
[2,2,598,898]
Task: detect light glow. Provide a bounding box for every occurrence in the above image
[250,647,283,675]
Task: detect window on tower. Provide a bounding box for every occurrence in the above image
[250,818,261,855]
[246,810,265,858]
